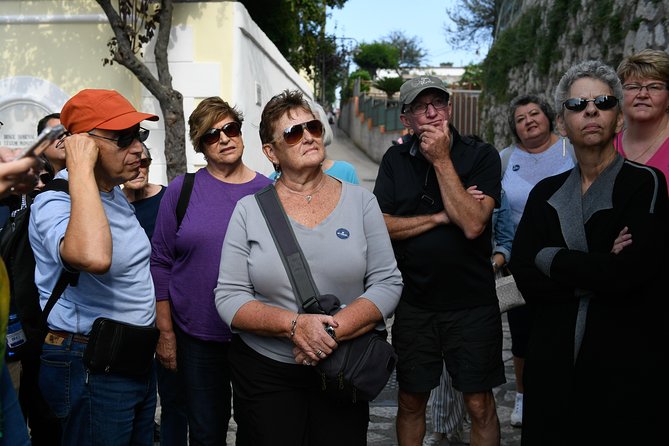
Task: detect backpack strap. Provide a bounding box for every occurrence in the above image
[38,178,80,331]
[176,173,195,229]
[42,270,79,328]
[42,178,70,194]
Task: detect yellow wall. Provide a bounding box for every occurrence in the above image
[0,1,313,179]
[173,2,235,101]
[1,1,137,101]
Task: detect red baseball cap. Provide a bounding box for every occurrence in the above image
[61,89,159,134]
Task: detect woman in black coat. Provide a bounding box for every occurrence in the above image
[512,60,669,446]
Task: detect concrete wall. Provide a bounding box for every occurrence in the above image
[339,96,405,163]
[0,0,313,184]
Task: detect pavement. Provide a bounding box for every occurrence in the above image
[328,127,523,446]
[207,127,523,445]
[326,126,382,192]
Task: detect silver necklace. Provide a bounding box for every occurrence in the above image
[279,175,327,203]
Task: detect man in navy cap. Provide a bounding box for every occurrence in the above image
[374,76,504,446]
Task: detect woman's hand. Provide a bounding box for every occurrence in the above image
[155,301,178,371]
[290,313,339,365]
[156,330,178,371]
[611,226,632,255]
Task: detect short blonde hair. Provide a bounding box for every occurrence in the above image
[617,49,669,84]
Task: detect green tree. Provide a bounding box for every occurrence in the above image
[241,0,348,106]
[445,0,498,51]
[341,70,371,100]
[315,35,353,105]
[98,0,185,181]
[353,42,399,78]
[373,77,404,99]
[455,63,483,89]
[384,31,426,68]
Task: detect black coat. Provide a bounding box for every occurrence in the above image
[512,156,669,445]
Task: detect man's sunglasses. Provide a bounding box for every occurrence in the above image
[88,127,150,148]
[562,95,618,112]
[273,120,324,145]
[201,122,242,146]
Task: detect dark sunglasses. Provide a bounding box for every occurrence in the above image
[562,95,618,112]
[139,157,152,169]
[201,122,242,145]
[88,127,150,149]
[38,172,53,185]
[274,120,324,145]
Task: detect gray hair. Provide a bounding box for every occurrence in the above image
[308,101,333,147]
[554,60,623,116]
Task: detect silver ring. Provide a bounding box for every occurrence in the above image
[303,359,311,366]
[316,350,323,358]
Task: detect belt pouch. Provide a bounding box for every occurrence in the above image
[83,317,159,377]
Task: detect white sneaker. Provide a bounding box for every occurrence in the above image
[510,392,523,427]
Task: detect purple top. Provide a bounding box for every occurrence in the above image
[151,168,271,341]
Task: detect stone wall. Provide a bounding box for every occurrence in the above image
[482,0,669,150]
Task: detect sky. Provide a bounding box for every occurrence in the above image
[325,0,487,68]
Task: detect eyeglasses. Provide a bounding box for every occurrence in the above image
[201,122,242,145]
[562,95,618,112]
[139,157,152,169]
[622,82,667,95]
[273,119,324,145]
[88,127,149,148]
[407,97,449,116]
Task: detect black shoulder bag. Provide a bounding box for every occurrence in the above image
[255,185,397,403]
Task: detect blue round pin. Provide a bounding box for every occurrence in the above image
[336,228,350,239]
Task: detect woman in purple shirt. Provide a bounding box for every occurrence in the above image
[150,97,271,445]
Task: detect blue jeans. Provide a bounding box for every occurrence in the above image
[39,334,157,446]
[0,363,30,446]
[156,360,188,446]
[174,325,233,446]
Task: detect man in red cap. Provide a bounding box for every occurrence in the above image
[28,89,160,445]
